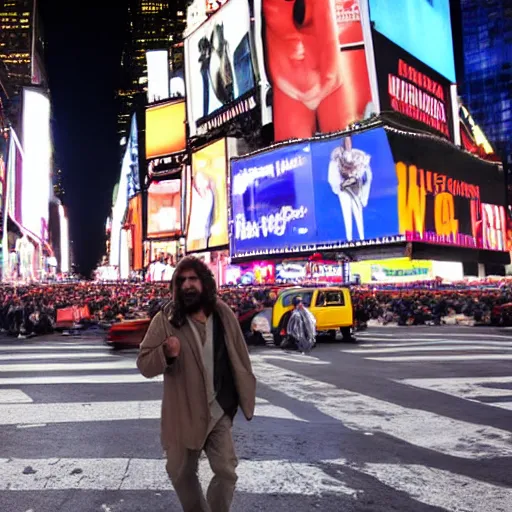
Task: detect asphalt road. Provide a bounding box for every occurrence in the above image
[0,326,511,512]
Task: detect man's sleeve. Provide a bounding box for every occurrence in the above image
[136,312,175,379]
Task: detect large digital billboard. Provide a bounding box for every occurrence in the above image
[373,32,454,140]
[126,114,140,199]
[386,128,507,252]
[185,0,257,136]
[187,139,228,252]
[230,126,508,258]
[22,88,51,241]
[0,130,7,239]
[230,128,397,257]
[257,0,372,141]
[368,0,456,83]
[147,179,182,239]
[146,50,170,104]
[145,100,186,160]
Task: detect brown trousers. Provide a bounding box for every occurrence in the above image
[166,415,238,512]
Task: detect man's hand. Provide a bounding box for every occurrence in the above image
[163,336,180,359]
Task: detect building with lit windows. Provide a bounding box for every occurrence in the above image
[0,0,46,94]
[460,0,512,165]
[117,0,186,140]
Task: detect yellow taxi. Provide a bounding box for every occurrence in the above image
[271,287,354,345]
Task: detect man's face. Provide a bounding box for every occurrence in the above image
[178,269,203,312]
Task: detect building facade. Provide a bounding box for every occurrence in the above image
[117,0,186,140]
[460,0,512,165]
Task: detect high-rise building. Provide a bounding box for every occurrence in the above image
[0,0,46,94]
[459,0,512,165]
[117,0,186,140]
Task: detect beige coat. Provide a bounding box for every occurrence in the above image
[136,299,256,450]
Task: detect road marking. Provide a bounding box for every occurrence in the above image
[0,389,33,403]
[358,333,512,340]
[0,345,108,351]
[259,354,329,365]
[252,360,512,459]
[0,399,306,426]
[0,352,120,361]
[0,361,137,372]
[357,340,512,348]
[0,457,358,496]
[0,374,158,385]
[399,376,512,412]
[344,345,512,354]
[356,463,512,512]
[367,354,512,362]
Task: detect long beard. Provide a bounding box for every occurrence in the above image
[179,290,204,314]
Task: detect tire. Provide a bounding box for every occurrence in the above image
[340,327,357,343]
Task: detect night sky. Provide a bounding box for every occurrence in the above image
[39,4,128,277]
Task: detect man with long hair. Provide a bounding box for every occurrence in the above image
[137,256,256,512]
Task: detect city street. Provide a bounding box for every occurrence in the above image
[0,327,511,512]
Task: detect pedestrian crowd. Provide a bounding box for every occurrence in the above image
[0,279,511,337]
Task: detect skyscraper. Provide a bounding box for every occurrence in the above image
[459,0,512,165]
[117,0,186,140]
[0,0,46,94]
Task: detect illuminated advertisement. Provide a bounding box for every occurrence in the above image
[258,0,372,141]
[125,194,143,270]
[230,128,397,257]
[368,0,456,83]
[373,32,454,139]
[387,128,507,252]
[0,131,6,238]
[59,204,69,273]
[187,139,228,251]
[22,88,51,241]
[146,100,186,160]
[185,0,256,136]
[147,179,182,239]
[230,126,508,258]
[146,50,170,103]
[350,258,434,283]
[126,114,140,199]
[459,103,495,158]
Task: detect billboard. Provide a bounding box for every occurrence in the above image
[127,114,140,199]
[230,128,397,257]
[257,0,372,141]
[368,0,456,83]
[125,194,143,270]
[187,139,228,252]
[386,128,507,252]
[230,126,508,258]
[373,32,454,140]
[146,50,170,103]
[147,179,182,239]
[22,88,51,241]
[185,0,256,136]
[0,131,6,239]
[146,100,186,160]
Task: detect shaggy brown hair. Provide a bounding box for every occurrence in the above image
[168,256,217,327]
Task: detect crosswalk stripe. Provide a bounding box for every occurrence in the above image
[0,457,359,495]
[357,333,512,339]
[0,389,33,403]
[356,337,512,344]
[0,344,110,351]
[0,374,157,385]
[0,398,305,426]
[0,352,121,361]
[357,462,512,512]
[344,345,512,354]
[399,376,512,411]
[0,361,137,372]
[252,360,512,459]
[356,340,512,348]
[367,354,512,362]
